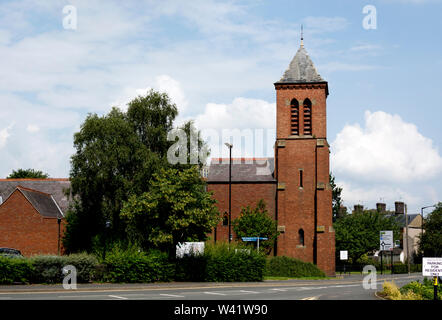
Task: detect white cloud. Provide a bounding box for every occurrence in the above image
[26,124,40,133]
[331,110,442,183]
[0,123,14,149]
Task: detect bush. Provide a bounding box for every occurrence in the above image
[265,256,326,278]
[175,242,266,282]
[101,244,174,283]
[30,253,98,284]
[0,256,34,284]
[382,281,401,300]
[392,263,421,274]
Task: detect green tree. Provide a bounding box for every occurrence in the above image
[120,167,220,257]
[418,202,442,257]
[330,173,345,221]
[232,199,279,254]
[7,168,49,179]
[333,209,401,263]
[64,90,178,253]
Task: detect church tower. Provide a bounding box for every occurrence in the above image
[274,39,335,275]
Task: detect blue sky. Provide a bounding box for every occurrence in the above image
[0,0,441,214]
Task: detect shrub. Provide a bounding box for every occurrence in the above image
[29,253,98,284]
[175,242,266,282]
[382,281,401,300]
[0,256,34,284]
[392,263,422,274]
[102,244,174,283]
[265,256,326,278]
[30,255,65,284]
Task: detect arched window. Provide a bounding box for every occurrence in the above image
[303,99,312,135]
[290,98,299,135]
[298,229,305,246]
[222,212,229,226]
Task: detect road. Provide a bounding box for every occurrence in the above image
[0,273,423,300]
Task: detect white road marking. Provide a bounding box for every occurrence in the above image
[204,291,227,296]
[270,288,287,292]
[108,295,128,300]
[239,290,260,294]
[160,293,185,298]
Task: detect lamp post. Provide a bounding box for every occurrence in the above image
[103,220,111,260]
[224,142,233,243]
[421,205,436,260]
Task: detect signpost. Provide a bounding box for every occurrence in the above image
[241,237,268,252]
[423,257,442,300]
[340,250,348,275]
[380,230,394,275]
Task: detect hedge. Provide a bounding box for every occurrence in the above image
[392,263,422,274]
[101,245,174,283]
[30,253,98,284]
[0,256,34,284]
[265,256,326,278]
[175,242,266,282]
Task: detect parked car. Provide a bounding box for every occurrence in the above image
[0,247,23,258]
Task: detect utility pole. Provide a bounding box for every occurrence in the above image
[405,204,410,275]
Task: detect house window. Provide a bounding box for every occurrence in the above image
[303,98,312,135]
[290,98,299,135]
[298,229,305,246]
[222,212,229,226]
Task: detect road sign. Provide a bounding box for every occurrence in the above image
[380,230,393,251]
[241,237,268,242]
[340,250,348,261]
[423,257,442,277]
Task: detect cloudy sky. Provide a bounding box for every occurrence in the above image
[0,0,441,214]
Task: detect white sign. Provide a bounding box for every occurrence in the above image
[380,230,393,251]
[423,257,442,277]
[340,250,348,261]
[176,242,204,258]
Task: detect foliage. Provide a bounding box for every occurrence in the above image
[29,253,98,284]
[264,256,326,278]
[101,243,174,283]
[7,168,49,179]
[232,199,279,254]
[333,209,401,264]
[392,263,421,274]
[120,167,220,257]
[418,202,442,257]
[64,90,178,253]
[382,279,441,300]
[0,256,34,284]
[330,173,344,221]
[175,242,266,282]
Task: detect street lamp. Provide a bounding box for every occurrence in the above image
[224,142,233,243]
[421,205,436,259]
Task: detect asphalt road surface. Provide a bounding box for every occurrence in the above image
[0,273,424,300]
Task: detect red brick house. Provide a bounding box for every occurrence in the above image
[0,179,70,256]
[207,42,336,275]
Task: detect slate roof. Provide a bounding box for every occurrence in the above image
[0,179,70,214]
[207,158,275,183]
[390,214,420,228]
[15,186,64,218]
[276,45,325,84]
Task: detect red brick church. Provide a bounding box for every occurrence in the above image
[207,40,335,275]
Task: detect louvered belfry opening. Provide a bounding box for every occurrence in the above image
[290,98,299,135]
[303,98,312,135]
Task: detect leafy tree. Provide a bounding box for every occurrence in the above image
[232,199,279,254]
[7,168,49,179]
[334,209,401,264]
[120,167,220,258]
[64,90,178,253]
[330,173,344,221]
[418,202,442,257]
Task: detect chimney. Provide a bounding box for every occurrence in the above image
[395,201,405,215]
[354,204,364,213]
[376,203,386,213]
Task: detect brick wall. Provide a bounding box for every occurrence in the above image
[0,190,65,256]
[207,183,276,242]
